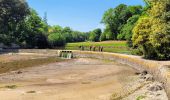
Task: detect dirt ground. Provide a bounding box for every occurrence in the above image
[0,53,53,63]
[0,56,139,100]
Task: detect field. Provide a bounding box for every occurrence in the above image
[64,41,132,54]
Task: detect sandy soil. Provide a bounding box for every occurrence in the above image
[0,58,138,100]
[0,53,52,63]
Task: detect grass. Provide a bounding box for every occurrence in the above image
[5,85,17,89]
[26,91,36,93]
[64,41,132,54]
[0,56,63,74]
[136,95,146,100]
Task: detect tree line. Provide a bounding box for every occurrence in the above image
[0,0,170,60]
[0,0,144,48]
[100,0,170,60]
[0,0,89,49]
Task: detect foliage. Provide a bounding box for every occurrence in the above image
[119,15,140,46]
[0,0,88,48]
[102,4,143,40]
[89,28,102,42]
[100,26,114,41]
[19,9,48,48]
[0,0,30,45]
[100,32,107,41]
[48,25,63,33]
[132,0,170,60]
[48,33,66,47]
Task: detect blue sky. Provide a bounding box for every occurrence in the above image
[27,0,145,32]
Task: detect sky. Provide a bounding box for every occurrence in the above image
[27,0,145,32]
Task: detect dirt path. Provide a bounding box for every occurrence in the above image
[0,58,138,100]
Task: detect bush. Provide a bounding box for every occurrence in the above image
[132,0,170,60]
[34,33,49,49]
[131,47,143,56]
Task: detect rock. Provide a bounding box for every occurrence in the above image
[148,83,163,92]
[145,74,154,81]
[140,73,154,82]
[135,72,141,75]
[141,70,148,76]
[16,71,22,74]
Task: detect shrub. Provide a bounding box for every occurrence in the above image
[132,0,170,60]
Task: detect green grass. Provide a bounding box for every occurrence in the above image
[65,41,132,54]
[136,95,146,100]
[5,85,17,89]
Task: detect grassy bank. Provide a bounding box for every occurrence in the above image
[65,41,132,54]
[0,56,63,74]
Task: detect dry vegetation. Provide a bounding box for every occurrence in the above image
[0,53,63,74]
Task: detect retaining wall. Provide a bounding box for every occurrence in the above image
[72,51,170,98]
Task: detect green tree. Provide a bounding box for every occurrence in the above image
[48,33,66,47]
[119,15,140,46]
[101,26,114,41]
[49,25,63,33]
[43,12,49,34]
[0,0,29,45]
[71,31,86,42]
[89,28,102,42]
[19,9,48,48]
[132,0,170,60]
[100,32,107,41]
[102,4,143,40]
[62,27,73,42]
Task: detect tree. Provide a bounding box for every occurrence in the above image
[62,27,73,42]
[48,25,63,33]
[19,9,48,48]
[102,4,143,40]
[71,31,86,42]
[100,32,107,41]
[100,26,114,41]
[48,33,66,47]
[132,0,170,60]
[43,12,49,34]
[33,33,49,49]
[0,0,30,45]
[62,27,72,33]
[119,15,140,46]
[89,28,102,42]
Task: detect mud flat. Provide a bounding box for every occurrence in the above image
[0,57,141,100]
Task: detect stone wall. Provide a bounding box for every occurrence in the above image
[72,51,170,98]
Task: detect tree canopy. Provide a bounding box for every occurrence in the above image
[132,0,170,60]
[0,0,170,60]
[0,0,29,45]
[101,4,143,40]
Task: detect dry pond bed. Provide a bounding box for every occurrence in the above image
[0,53,168,100]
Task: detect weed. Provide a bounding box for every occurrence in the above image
[0,57,63,74]
[27,91,36,93]
[5,85,17,89]
[136,95,146,100]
